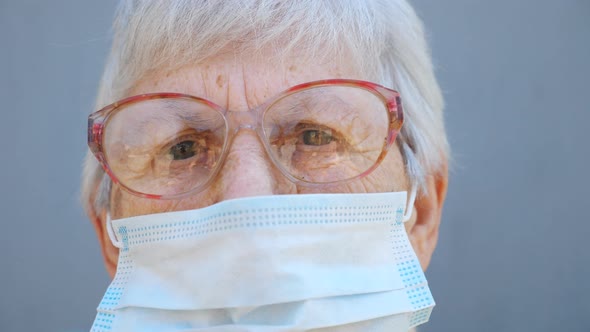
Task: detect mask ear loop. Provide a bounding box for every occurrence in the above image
[106,212,123,249]
[403,183,418,222]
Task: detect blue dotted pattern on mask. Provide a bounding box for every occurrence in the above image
[122,204,397,246]
[90,198,435,330]
[90,202,398,331]
[90,246,134,331]
[390,207,421,271]
[91,312,114,331]
[409,307,433,328]
[390,204,434,327]
[406,285,433,308]
[119,226,129,252]
[395,206,404,223]
[397,260,425,287]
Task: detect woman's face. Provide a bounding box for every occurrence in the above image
[91,58,446,276]
[109,55,410,220]
[94,55,442,278]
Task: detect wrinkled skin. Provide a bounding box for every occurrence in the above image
[88,55,448,277]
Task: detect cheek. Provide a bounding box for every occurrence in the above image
[295,146,408,194]
[364,146,408,192]
[110,147,407,218]
[110,186,218,219]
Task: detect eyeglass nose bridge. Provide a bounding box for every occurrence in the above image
[224,108,267,138]
[221,108,270,167]
[226,108,260,130]
[217,107,285,184]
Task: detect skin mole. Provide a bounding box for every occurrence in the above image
[216,74,226,88]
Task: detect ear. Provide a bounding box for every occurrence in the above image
[405,165,448,271]
[87,189,119,278]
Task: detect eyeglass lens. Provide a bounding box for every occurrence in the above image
[103,85,389,196]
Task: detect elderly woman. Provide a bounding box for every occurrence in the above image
[83,0,448,331]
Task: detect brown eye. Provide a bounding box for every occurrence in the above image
[302,129,334,146]
[169,140,196,160]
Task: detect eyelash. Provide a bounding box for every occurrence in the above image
[295,125,335,145]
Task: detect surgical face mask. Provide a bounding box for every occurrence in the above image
[91,189,434,331]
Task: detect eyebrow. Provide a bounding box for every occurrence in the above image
[283,94,380,128]
[131,115,224,136]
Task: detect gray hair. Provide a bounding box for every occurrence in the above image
[82,0,449,214]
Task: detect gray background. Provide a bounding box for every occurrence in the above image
[0,1,588,331]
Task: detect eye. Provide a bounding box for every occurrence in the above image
[169,140,197,160]
[301,129,334,146]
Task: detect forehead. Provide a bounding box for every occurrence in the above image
[128,55,366,111]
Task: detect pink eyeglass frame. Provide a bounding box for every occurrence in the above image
[88,79,404,200]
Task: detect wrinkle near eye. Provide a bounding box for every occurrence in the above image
[107,141,153,176]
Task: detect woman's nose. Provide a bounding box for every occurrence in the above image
[211,130,281,202]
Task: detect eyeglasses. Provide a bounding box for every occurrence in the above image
[88,79,404,199]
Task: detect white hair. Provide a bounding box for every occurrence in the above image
[82,0,449,214]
